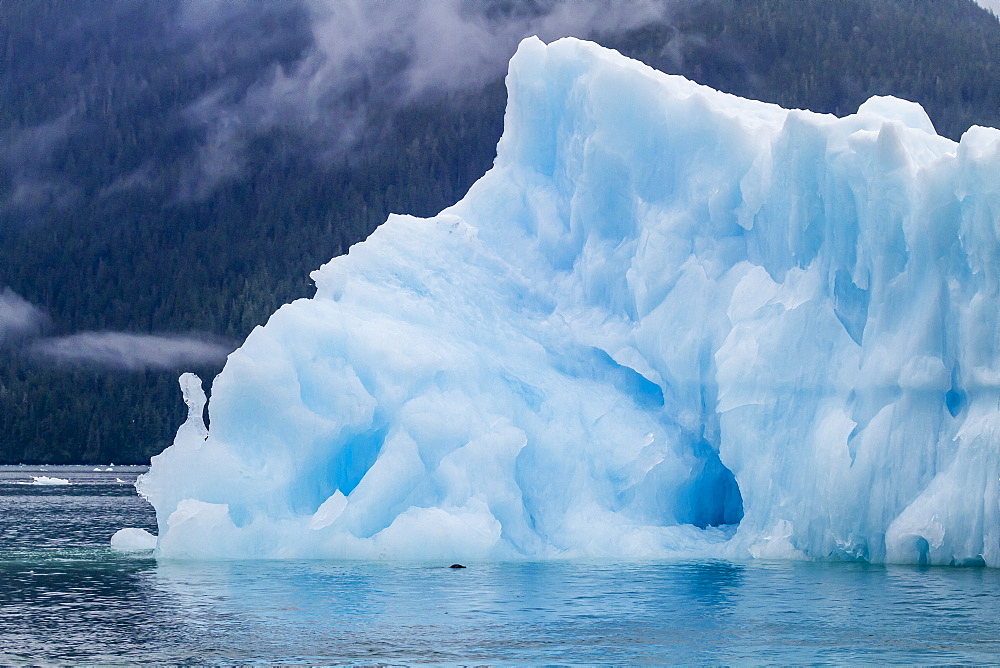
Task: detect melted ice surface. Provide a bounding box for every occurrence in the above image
[135,38,1000,565]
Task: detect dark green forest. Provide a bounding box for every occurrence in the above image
[2,0,999,464]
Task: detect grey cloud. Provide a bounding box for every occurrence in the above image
[100,164,155,197]
[393,0,668,98]
[1,111,80,212]
[281,0,670,111]
[975,0,1000,15]
[178,0,672,196]
[4,2,677,203]
[177,91,247,201]
[0,289,232,368]
[0,289,48,344]
[3,179,80,212]
[30,332,234,370]
[175,0,246,30]
[1,111,75,166]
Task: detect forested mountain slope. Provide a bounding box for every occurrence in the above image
[2,0,998,464]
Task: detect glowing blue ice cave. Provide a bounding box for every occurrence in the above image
[120,37,1000,566]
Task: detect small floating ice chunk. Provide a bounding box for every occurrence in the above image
[111,527,158,551]
[31,476,70,485]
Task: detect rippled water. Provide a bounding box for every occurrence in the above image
[3,467,1000,664]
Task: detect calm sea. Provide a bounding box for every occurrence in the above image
[2,465,1000,664]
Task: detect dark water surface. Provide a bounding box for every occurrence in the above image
[2,466,1000,664]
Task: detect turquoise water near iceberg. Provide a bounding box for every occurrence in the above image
[3,467,1000,664]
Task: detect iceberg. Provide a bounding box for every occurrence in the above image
[132,37,1000,566]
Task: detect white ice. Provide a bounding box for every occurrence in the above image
[111,527,157,551]
[130,37,1000,566]
[31,476,70,486]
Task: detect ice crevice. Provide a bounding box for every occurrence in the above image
[122,37,1000,566]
